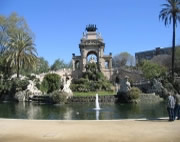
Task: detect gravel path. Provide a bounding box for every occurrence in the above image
[0,118,180,142]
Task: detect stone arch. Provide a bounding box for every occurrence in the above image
[86,50,98,63]
[72,26,113,80]
[75,60,80,69]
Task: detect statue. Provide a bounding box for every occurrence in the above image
[62,77,73,98]
[119,76,131,93]
[89,56,96,63]
[86,24,98,32]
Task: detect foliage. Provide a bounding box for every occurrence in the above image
[50,90,68,104]
[73,91,115,97]
[0,55,14,78]
[3,31,37,78]
[151,55,171,71]
[140,60,167,80]
[71,80,112,92]
[71,63,113,92]
[0,13,37,78]
[40,73,61,93]
[112,52,135,67]
[127,87,141,100]
[0,79,12,97]
[0,78,29,98]
[82,63,105,81]
[0,12,33,53]
[35,57,49,74]
[117,87,141,103]
[173,79,180,93]
[175,46,180,74]
[11,78,29,92]
[159,0,180,81]
[51,58,68,71]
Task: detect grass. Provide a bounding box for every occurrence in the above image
[73,91,116,97]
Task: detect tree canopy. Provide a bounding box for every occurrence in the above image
[140,60,167,80]
[159,0,180,81]
[35,57,49,74]
[0,13,37,78]
[112,52,135,68]
[0,13,33,53]
[51,59,70,71]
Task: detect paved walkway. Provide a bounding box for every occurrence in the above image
[0,118,180,142]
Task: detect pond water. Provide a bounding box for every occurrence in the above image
[0,102,168,120]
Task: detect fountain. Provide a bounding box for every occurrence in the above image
[94,94,101,110]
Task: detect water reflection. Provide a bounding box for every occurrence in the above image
[0,102,168,120]
[96,110,100,120]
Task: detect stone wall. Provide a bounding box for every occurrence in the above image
[139,93,163,103]
[28,94,163,104]
[67,95,117,103]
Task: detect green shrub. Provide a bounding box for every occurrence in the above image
[140,60,167,80]
[40,73,61,93]
[0,80,12,96]
[70,79,113,92]
[50,90,68,104]
[70,63,113,93]
[127,87,141,100]
[174,80,180,93]
[0,78,29,99]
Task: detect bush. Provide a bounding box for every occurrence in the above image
[0,80,11,96]
[50,90,68,104]
[173,79,180,94]
[140,60,167,80]
[11,78,29,91]
[127,87,141,100]
[0,78,29,99]
[70,63,113,92]
[117,87,141,103]
[40,73,61,93]
[70,79,113,92]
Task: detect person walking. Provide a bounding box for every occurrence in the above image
[167,92,176,121]
[174,94,180,120]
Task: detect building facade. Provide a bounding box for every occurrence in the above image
[135,47,174,64]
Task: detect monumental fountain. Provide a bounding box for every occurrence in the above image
[94,94,101,110]
[93,94,101,120]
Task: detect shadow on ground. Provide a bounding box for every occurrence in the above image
[136,118,170,122]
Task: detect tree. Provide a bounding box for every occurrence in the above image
[51,59,67,71]
[159,0,180,81]
[35,57,49,74]
[112,52,135,67]
[151,54,171,70]
[40,73,61,93]
[0,54,14,77]
[4,31,37,78]
[0,13,35,77]
[175,46,180,73]
[0,13,33,53]
[140,60,167,80]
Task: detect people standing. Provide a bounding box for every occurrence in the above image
[174,94,180,120]
[167,92,176,121]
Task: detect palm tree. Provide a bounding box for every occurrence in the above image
[4,31,37,78]
[159,0,180,82]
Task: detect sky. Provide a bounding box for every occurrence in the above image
[1,0,180,65]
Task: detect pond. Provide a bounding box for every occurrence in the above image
[0,102,168,120]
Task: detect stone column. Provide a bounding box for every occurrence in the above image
[81,49,86,72]
[72,54,75,71]
[109,53,112,69]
